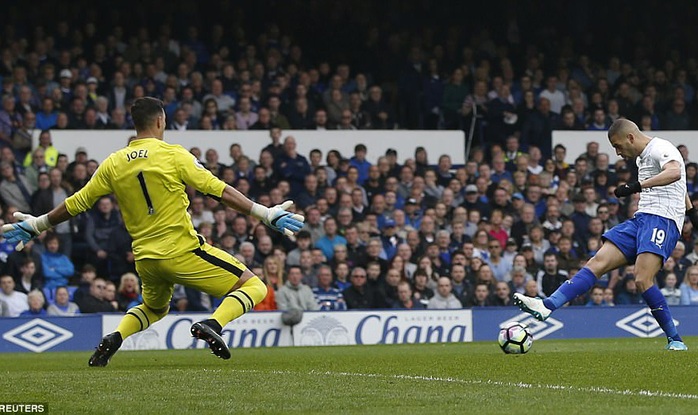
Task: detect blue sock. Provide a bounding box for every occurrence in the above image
[543,267,597,310]
[642,285,682,342]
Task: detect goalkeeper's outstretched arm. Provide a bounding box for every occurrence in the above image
[219,185,305,237]
[48,203,73,226]
[3,184,304,251]
[0,203,74,251]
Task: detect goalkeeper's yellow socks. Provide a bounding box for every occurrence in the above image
[116,304,168,338]
[115,278,267,339]
[211,276,267,328]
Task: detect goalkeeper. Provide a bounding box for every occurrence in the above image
[1,97,304,366]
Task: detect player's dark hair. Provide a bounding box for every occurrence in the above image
[131,97,164,131]
[607,117,633,139]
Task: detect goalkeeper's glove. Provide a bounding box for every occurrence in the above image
[687,207,698,230]
[1,212,52,250]
[614,181,642,198]
[251,200,305,237]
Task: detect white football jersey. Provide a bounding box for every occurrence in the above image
[636,137,686,231]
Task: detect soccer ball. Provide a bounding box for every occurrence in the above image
[498,322,533,354]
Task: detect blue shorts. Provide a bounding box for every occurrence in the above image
[602,213,679,264]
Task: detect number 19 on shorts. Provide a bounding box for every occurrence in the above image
[650,227,665,246]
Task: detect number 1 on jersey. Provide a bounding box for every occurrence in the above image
[136,171,155,215]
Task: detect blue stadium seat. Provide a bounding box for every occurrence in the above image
[42,286,80,304]
[68,286,78,301]
[43,287,56,304]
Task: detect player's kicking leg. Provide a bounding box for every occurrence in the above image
[514,241,626,321]
[634,252,687,351]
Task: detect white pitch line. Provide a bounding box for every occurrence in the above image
[230,368,698,400]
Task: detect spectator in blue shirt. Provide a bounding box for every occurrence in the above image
[296,173,321,210]
[274,136,311,197]
[491,155,514,184]
[315,217,347,261]
[402,198,423,229]
[379,219,402,260]
[525,184,548,219]
[312,265,347,311]
[585,286,606,307]
[680,267,698,305]
[349,143,371,185]
[569,193,592,240]
[615,275,645,305]
[41,233,75,290]
[35,97,58,130]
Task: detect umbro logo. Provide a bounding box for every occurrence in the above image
[616,309,679,338]
[2,319,73,352]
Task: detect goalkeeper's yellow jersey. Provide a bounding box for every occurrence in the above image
[64,138,226,260]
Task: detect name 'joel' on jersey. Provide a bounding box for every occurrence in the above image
[636,137,685,232]
[64,138,226,259]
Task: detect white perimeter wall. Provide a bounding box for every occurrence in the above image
[36,130,466,165]
[31,129,698,166]
[553,130,698,164]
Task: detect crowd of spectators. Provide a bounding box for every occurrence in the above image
[3,0,698,316]
[2,130,698,316]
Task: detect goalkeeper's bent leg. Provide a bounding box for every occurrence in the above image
[90,303,170,367]
[116,303,170,338]
[210,276,267,328]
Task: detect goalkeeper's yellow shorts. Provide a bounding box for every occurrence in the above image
[135,237,248,310]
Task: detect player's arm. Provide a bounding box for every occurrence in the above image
[1,159,114,249]
[639,160,682,189]
[221,184,305,237]
[686,192,698,229]
[615,160,682,197]
[686,192,693,211]
[178,148,304,236]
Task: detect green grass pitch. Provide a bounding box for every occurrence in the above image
[1,337,697,415]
